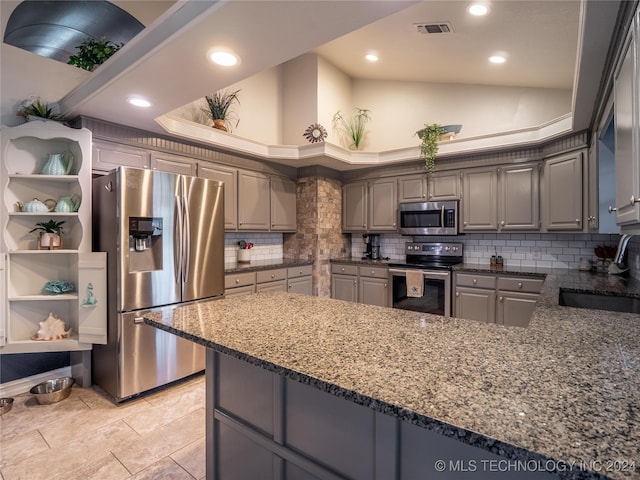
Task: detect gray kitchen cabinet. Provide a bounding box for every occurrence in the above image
[369,178,397,231]
[256,268,287,293]
[542,150,585,231]
[150,151,197,176]
[496,276,544,327]
[270,176,297,231]
[358,265,388,307]
[288,265,313,295]
[92,140,150,174]
[398,174,427,202]
[613,25,640,228]
[342,182,368,231]
[498,162,540,231]
[198,163,238,230]
[428,170,461,200]
[331,264,358,302]
[238,170,270,230]
[461,167,498,231]
[224,271,255,297]
[454,272,497,323]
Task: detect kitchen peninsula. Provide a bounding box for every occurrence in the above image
[144,275,640,480]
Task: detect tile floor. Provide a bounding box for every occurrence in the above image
[0,374,206,480]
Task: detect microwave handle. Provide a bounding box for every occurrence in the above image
[440,205,445,227]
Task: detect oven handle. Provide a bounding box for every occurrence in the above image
[441,204,445,227]
[389,269,451,280]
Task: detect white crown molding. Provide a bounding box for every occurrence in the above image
[155,112,574,170]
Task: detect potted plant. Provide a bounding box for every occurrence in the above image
[417,124,444,173]
[30,219,65,250]
[202,89,241,132]
[17,97,67,123]
[333,108,371,150]
[67,36,123,71]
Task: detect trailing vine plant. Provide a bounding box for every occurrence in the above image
[418,124,444,173]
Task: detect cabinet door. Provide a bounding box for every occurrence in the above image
[358,277,388,307]
[614,35,640,226]
[461,167,498,231]
[455,287,496,323]
[542,151,584,231]
[342,182,367,232]
[428,171,461,200]
[199,163,238,230]
[225,285,255,298]
[150,152,197,176]
[288,277,312,295]
[499,163,540,231]
[369,178,397,231]
[256,280,287,293]
[331,274,358,302]
[238,170,270,230]
[92,141,150,173]
[270,177,297,231]
[398,175,427,202]
[497,291,539,327]
[77,252,107,345]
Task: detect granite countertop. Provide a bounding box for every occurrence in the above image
[330,256,393,265]
[225,258,313,274]
[145,271,640,480]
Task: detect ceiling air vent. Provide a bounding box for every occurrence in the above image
[415,22,454,34]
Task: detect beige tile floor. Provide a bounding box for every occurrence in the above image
[0,374,206,480]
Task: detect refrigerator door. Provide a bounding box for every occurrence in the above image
[120,168,181,311]
[118,310,205,400]
[182,175,225,302]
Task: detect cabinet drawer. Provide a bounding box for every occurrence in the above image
[455,273,496,289]
[358,265,388,279]
[288,265,313,279]
[225,272,256,289]
[256,268,287,283]
[331,264,358,275]
[497,276,544,293]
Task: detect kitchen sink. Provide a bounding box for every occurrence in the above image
[558,289,640,314]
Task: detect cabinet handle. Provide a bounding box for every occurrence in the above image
[341,267,345,272]
[472,279,477,285]
[499,296,504,302]
[239,220,243,225]
[384,283,387,288]
[271,274,275,279]
[371,270,375,274]
[463,221,468,226]
[631,195,640,206]
[289,284,292,288]
[299,270,303,274]
[455,292,459,297]
[500,221,505,227]
[353,280,357,285]
[517,282,523,289]
[428,193,432,198]
[575,219,580,224]
[608,206,617,214]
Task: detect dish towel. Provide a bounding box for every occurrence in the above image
[406,271,424,298]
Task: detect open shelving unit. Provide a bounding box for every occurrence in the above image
[1,121,106,357]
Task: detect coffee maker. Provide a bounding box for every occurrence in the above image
[362,234,381,259]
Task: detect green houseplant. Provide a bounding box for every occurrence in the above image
[68,36,123,71]
[417,124,444,173]
[333,108,371,150]
[203,89,241,132]
[30,219,65,250]
[17,98,67,123]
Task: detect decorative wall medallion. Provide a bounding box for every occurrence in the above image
[303,123,327,143]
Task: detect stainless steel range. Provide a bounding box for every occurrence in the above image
[388,242,463,316]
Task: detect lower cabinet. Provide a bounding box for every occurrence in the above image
[256,268,287,293]
[331,263,388,307]
[454,272,544,327]
[287,265,313,295]
[225,265,313,298]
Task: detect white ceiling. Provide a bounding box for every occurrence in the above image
[0,1,622,141]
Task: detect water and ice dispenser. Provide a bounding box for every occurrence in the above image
[128,217,163,272]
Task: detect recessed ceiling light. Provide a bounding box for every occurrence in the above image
[365,53,379,62]
[209,50,240,67]
[468,3,489,16]
[489,55,506,64]
[128,97,151,107]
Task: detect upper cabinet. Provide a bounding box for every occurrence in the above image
[198,163,238,230]
[498,163,540,231]
[343,181,368,231]
[461,167,498,231]
[398,175,427,202]
[238,170,271,230]
[613,16,640,229]
[150,151,197,176]
[541,150,585,231]
[92,140,150,174]
[270,176,297,231]
[342,179,397,232]
[428,171,461,201]
[1,122,106,354]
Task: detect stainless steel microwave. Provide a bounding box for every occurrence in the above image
[398,200,459,236]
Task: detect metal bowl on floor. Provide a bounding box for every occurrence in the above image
[29,377,75,405]
[0,397,14,415]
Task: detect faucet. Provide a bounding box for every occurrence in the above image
[608,234,633,274]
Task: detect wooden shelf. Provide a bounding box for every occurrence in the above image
[9,174,79,182]
[7,249,78,254]
[1,334,92,354]
[9,294,79,301]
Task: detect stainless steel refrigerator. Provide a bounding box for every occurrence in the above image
[92,167,224,402]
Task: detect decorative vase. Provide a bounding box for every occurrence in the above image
[212,119,227,132]
[38,233,62,250]
[41,151,74,175]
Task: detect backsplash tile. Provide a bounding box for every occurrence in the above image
[225,232,283,263]
[351,232,622,269]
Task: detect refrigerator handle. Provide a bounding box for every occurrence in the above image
[183,186,191,282]
[174,194,183,283]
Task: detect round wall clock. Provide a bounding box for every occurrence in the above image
[303,123,327,143]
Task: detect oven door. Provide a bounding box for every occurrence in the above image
[388,269,451,316]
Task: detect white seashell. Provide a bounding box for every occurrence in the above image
[32,313,72,341]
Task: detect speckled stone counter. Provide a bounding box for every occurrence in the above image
[330,256,393,266]
[224,258,313,273]
[145,275,640,479]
